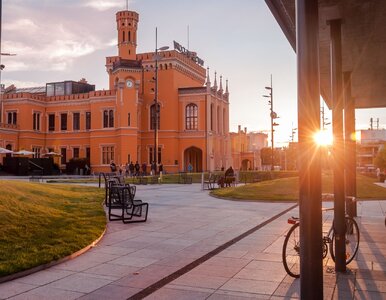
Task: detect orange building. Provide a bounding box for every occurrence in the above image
[0,9,231,173]
[230,126,268,170]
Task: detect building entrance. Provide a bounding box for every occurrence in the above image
[184,147,202,172]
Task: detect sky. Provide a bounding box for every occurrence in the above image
[1,0,385,146]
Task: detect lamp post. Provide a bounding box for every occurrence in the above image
[153,27,169,173]
[263,75,279,170]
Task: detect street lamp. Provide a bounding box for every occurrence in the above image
[262,75,279,170]
[153,27,169,173]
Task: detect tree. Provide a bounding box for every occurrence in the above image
[374,143,386,171]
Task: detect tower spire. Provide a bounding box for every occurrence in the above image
[213,71,218,90]
[219,75,223,93]
[225,79,229,94]
[206,67,211,86]
[126,0,129,10]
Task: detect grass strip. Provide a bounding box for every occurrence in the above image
[0,181,105,277]
[212,173,386,201]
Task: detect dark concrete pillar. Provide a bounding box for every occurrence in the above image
[329,19,346,273]
[344,72,357,217]
[297,1,323,299]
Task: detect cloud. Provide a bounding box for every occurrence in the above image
[107,39,117,47]
[83,0,124,11]
[2,79,45,89]
[3,19,39,32]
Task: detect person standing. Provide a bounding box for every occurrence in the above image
[187,162,193,173]
[134,161,140,176]
[129,161,135,177]
[151,161,157,175]
[142,162,147,176]
[110,160,117,173]
[159,162,163,174]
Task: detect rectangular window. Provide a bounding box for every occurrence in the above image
[103,110,114,128]
[33,112,40,130]
[7,112,17,125]
[61,113,67,130]
[61,148,67,165]
[149,147,161,164]
[85,112,91,130]
[32,147,41,158]
[73,147,79,158]
[128,112,131,126]
[48,114,55,131]
[55,82,65,96]
[109,110,114,127]
[86,147,90,160]
[73,113,80,131]
[102,146,114,164]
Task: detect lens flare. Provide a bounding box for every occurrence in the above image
[314,130,333,146]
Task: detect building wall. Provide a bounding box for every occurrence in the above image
[230,127,268,170]
[0,9,230,174]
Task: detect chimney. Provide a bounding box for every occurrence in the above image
[244,127,247,133]
[238,125,241,132]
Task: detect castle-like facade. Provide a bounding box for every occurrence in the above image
[0,9,231,173]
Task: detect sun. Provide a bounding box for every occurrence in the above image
[314,130,333,146]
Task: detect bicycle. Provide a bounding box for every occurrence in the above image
[282,208,360,278]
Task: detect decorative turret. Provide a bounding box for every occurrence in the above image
[224,79,229,99]
[205,67,211,86]
[116,10,139,60]
[213,71,218,91]
[219,75,223,93]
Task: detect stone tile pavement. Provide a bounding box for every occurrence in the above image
[0,183,385,299]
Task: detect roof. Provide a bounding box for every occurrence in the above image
[13,86,46,94]
[265,0,386,109]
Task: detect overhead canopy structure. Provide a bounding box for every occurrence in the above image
[265,0,386,109]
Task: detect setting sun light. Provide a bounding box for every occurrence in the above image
[314,130,333,146]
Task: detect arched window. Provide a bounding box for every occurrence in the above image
[122,31,125,42]
[128,31,131,42]
[150,103,160,130]
[186,103,198,130]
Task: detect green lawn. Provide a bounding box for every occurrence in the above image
[0,181,106,277]
[212,173,386,201]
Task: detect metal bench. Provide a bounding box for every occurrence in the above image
[203,173,218,190]
[108,185,148,223]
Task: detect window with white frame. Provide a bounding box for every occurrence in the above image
[103,109,114,128]
[102,146,114,164]
[185,103,198,130]
[32,147,41,158]
[33,112,41,131]
[7,111,17,125]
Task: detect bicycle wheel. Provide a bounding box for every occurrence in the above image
[330,216,360,264]
[282,222,300,278]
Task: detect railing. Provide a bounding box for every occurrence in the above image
[28,160,44,176]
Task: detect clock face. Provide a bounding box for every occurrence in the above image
[126,80,134,88]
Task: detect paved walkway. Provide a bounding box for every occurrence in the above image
[0,183,385,299]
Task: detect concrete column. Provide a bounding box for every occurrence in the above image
[329,19,346,273]
[297,1,323,299]
[344,71,357,217]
